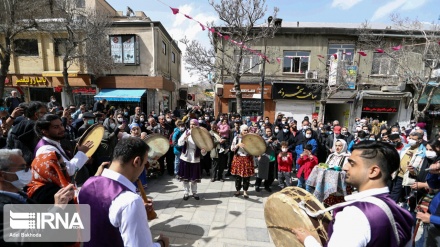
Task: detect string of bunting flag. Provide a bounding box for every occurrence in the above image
[156,0,440,63]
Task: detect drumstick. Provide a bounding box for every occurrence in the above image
[136,179,157,221]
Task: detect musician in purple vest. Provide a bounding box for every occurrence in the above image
[34,114,92,178]
[78,137,169,247]
[293,141,413,247]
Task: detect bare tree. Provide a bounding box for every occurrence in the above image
[181,0,278,115]
[40,0,115,105]
[358,15,440,121]
[0,0,47,103]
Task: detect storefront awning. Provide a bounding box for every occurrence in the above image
[94,89,146,102]
[418,86,440,105]
[360,90,412,99]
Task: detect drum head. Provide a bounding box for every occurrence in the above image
[75,124,105,158]
[242,133,266,156]
[191,127,214,151]
[144,134,170,160]
[264,187,332,247]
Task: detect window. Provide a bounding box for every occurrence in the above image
[172,52,176,63]
[328,44,355,62]
[162,41,167,55]
[54,38,68,56]
[283,51,310,73]
[109,35,139,64]
[371,53,398,75]
[14,39,39,56]
[234,50,261,74]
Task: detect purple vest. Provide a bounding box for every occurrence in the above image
[327,193,412,247]
[34,138,73,160]
[78,176,130,247]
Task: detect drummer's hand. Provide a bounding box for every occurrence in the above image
[78,140,94,154]
[292,228,313,244]
[62,108,70,118]
[54,184,75,208]
[144,198,154,212]
[238,143,245,148]
[201,149,206,153]
[157,234,170,247]
[416,211,431,224]
[95,162,110,176]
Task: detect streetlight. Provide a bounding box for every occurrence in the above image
[260,16,273,117]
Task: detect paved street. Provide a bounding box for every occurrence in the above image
[146,174,279,247]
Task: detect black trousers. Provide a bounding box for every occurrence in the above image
[165,148,175,176]
[235,176,251,191]
[211,152,227,180]
[255,161,276,188]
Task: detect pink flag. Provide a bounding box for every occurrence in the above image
[199,23,205,31]
[170,7,179,15]
[209,28,216,33]
[223,35,230,41]
[358,51,367,57]
[216,32,223,37]
[392,45,401,51]
[184,14,192,19]
[375,48,384,53]
[345,52,352,55]
[317,55,325,59]
[276,58,281,63]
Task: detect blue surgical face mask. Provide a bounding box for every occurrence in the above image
[283,129,289,133]
[87,119,94,125]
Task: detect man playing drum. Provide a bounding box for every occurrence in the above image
[293,141,413,247]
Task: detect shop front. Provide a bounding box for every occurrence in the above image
[352,90,412,128]
[216,83,274,120]
[272,83,321,127]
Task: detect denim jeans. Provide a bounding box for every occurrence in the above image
[174,154,180,175]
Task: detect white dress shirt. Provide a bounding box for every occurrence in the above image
[102,169,160,247]
[35,137,88,176]
[304,187,411,247]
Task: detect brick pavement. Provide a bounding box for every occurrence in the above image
[146,174,280,247]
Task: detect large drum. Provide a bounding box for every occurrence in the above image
[74,123,105,158]
[264,187,332,247]
[191,126,214,151]
[242,133,266,156]
[143,134,170,160]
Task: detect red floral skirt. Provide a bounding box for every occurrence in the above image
[231,155,254,178]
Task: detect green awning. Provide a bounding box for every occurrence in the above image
[418,86,440,105]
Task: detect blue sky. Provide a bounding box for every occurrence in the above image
[106,0,439,83]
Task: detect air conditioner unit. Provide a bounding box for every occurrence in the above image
[305,70,318,79]
[432,68,440,78]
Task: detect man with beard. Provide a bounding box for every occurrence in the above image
[293,141,412,247]
[34,114,93,187]
[129,106,142,124]
[154,115,175,176]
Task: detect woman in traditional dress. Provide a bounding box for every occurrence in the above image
[177,119,206,200]
[230,125,254,198]
[325,139,350,169]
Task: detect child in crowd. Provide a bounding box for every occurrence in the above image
[277,141,292,189]
[297,144,318,192]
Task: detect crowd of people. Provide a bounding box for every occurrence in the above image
[0,92,439,246]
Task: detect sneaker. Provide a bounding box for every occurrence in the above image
[183,194,189,201]
[211,178,215,182]
[219,148,225,153]
[193,194,200,200]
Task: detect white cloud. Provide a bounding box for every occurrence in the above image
[371,0,406,21]
[371,0,429,21]
[331,0,364,10]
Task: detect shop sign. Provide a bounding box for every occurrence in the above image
[272,83,321,100]
[344,66,357,90]
[223,84,271,99]
[72,87,96,95]
[362,107,398,112]
[54,86,63,93]
[16,77,48,85]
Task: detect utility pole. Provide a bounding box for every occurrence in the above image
[260,16,273,117]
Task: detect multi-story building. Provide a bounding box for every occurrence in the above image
[214,21,432,130]
[2,0,181,114]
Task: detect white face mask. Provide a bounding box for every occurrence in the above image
[205,117,209,120]
[281,148,288,152]
[407,139,418,147]
[3,169,32,190]
[140,118,145,122]
[179,127,185,131]
[363,130,369,134]
[274,129,279,133]
[356,127,361,131]
[369,138,375,141]
[306,134,312,138]
[166,118,172,122]
[282,121,286,124]
[51,99,56,103]
[265,120,269,123]
[341,131,347,135]
[426,151,437,160]
[303,126,309,130]
[283,129,288,133]
[110,123,116,129]
[391,132,399,135]
[117,117,123,123]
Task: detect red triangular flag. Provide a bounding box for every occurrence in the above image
[223,35,229,40]
[375,48,384,53]
[199,23,205,31]
[392,45,401,51]
[216,32,223,37]
[358,51,367,56]
[317,55,325,59]
[184,14,192,19]
[276,58,281,63]
[209,28,215,33]
[170,7,179,15]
